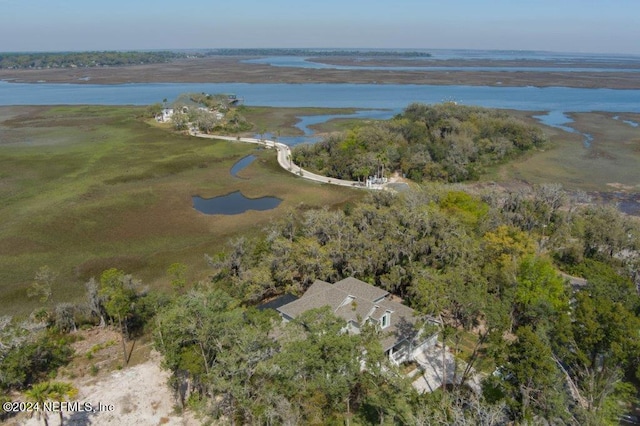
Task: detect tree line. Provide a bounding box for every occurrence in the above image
[145,92,252,134]
[0,51,184,69]
[293,103,548,183]
[2,100,639,423]
[203,48,432,57]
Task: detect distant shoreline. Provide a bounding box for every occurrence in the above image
[1,56,639,89]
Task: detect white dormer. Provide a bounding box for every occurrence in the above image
[380,311,391,329]
[339,295,356,308]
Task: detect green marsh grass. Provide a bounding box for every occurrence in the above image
[0,106,363,316]
[239,106,360,136]
[481,111,640,192]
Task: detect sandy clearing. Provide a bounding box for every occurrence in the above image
[14,350,198,426]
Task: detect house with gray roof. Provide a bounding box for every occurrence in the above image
[276,277,438,365]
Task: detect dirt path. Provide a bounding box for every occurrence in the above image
[14,350,196,426]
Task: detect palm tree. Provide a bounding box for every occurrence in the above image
[49,382,78,425]
[24,381,78,426]
[24,382,51,426]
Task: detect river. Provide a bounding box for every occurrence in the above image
[2,81,640,121]
[243,56,640,73]
[4,79,639,147]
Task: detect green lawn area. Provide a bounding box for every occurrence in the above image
[0,106,363,317]
[447,330,495,375]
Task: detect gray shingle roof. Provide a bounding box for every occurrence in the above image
[305,279,334,296]
[277,287,346,319]
[334,299,375,323]
[334,277,388,302]
[276,277,421,351]
[377,298,420,351]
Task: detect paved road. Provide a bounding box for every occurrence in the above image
[191,132,383,190]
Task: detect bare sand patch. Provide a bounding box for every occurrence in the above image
[14,350,197,426]
[606,182,637,191]
[6,327,198,426]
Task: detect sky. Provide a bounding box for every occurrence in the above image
[1,0,640,55]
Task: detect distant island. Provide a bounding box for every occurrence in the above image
[1,48,638,89]
[0,51,185,69]
[0,49,430,70]
[201,48,431,57]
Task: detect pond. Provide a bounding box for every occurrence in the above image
[192,191,282,215]
[230,155,257,177]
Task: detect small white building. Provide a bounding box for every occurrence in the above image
[157,108,174,122]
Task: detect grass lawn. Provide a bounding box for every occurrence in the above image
[0,106,364,317]
[447,330,495,375]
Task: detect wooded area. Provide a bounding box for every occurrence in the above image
[293,103,547,183]
[160,185,640,424]
[3,183,639,425]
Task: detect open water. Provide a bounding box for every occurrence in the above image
[243,56,640,73]
[192,191,282,215]
[2,51,639,147]
[1,81,639,124]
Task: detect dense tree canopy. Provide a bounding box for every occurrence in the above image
[293,103,548,183]
[199,184,640,423]
[2,180,638,424]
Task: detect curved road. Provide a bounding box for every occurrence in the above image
[191,131,384,190]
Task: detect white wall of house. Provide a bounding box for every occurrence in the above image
[157,108,174,122]
[387,333,439,366]
[411,334,439,360]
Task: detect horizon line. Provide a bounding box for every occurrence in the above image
[2,47,640,58]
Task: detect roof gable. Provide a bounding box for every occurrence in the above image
[305,279,334,296]
[334,277,388,302]
[277,288,346,319]
[275,277,424,352]
[277,277,395,323]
